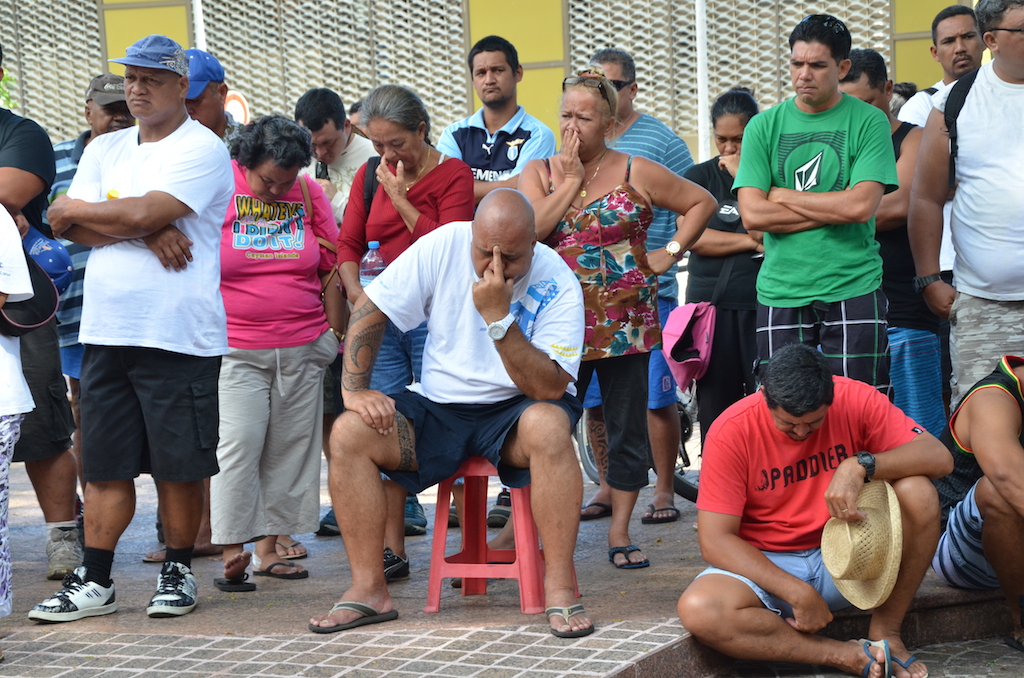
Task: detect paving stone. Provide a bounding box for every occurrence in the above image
[379,646,428,660]
[392,660,447,674]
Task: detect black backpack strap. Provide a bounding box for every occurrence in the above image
[364,156,382,218]
[923,86,939,95]
[944,69,980,190]
[892,121,916,160]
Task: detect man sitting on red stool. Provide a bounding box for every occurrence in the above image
[308,189,592,637]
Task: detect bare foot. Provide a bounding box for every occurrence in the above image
[253,554,305,576]
[223,551,251,580]
[887,637,929,678]
[309,586,393,629]
[487,522,515,551]
[546,588,592,635]
[144,542,224,563]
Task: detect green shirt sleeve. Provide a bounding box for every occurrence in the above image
[732,111,772,193]
[849,104,899,194]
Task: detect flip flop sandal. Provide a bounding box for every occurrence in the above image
[858,638,892,678]
[641,504,681,524]
[891,654,928,678]
[142,550,166,564]
[308,601,399,634]
[275,540,308,560]
[546,604,596,638]
[253,561,309,579]
[580,502,612,521]
[608,545,650,569]
[214,573,256,592]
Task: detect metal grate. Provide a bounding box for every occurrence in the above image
[9,0,889,146]
[1,0,104,143]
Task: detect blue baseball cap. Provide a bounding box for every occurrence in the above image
[185,49,225,99]
[109,35,189,77]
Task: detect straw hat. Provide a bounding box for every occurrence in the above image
[821,480,902,610]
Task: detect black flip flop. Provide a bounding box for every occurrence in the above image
[546,604,596,638]
[580,502,612,521]
[253,561,309,579]
[308,601,399,634]
[214,573,256,592]
[641,504,681,524]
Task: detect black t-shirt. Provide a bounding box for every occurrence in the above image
[876,122,940,334]
[0,108,56,236]
[683,157,761,310]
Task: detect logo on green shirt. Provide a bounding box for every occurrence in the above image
[777,131,847,192]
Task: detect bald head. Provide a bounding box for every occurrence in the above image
[471,189,538,281]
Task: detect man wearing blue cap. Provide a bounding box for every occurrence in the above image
[29,34,234,623]
[184,49,243,146]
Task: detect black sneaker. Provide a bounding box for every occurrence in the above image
[383,548,409,582]
[29,566,117,623]
[487,489,512,528]
[316,508,341,537]
[146,561,198,618]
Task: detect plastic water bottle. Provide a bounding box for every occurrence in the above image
[359,241,386,288]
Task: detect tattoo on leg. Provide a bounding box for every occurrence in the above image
[394,414,416,472]
[588,417,609,472]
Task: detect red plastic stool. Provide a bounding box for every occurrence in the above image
[424,456,577,614]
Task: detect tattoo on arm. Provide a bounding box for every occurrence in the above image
[342,298,386,391]
[394,413,417,472]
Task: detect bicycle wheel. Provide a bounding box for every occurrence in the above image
[674,401,700,502]
[574,408,602,485]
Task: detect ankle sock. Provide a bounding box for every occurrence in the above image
[46,520,78,532]
[82,547,114,587]
[164,546,194,569]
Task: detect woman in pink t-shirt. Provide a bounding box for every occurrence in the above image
[210,115,344,589]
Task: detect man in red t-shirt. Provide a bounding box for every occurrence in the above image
[678,344,950,678]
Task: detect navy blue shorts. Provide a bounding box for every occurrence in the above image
[385,390,582,495]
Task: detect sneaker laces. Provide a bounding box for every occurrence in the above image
[156,567,186,594]
[48,531,79,557]
[55,572,87,600]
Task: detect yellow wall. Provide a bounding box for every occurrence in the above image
[466,0,567,139]
[100,0,192,74]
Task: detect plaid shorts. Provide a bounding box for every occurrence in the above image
[756,288,891,394]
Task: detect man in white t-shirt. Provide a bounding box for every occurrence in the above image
[29,34,233,624]
[898,5,984,128]
[909,0,1024,405]
[308,189,594,638]
[296,88,377,224]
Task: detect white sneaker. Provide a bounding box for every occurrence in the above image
[29,566,117,622]
[146,561,198,618]
[46,526,84,580]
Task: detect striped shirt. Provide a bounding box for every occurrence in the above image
[610,113,693,300]
[48,131,91,347]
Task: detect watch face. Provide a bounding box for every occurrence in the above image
[488,324,505,340]
[666,241,681,255]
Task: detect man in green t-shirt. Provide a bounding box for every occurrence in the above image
[735,14,899,393]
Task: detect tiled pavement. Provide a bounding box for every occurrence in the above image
[0,620,687,677]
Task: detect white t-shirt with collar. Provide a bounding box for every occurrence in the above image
[0,208,35,416]
[68,117,233,356]
[365,221,584,404]
[935,62,1024,300]
[300,133,377,224]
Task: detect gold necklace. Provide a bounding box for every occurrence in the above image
[404,148,432,192]
[579,149,609,198]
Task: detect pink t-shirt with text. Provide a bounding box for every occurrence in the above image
[220,161,338,349]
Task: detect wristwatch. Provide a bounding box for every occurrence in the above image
[487,312,516,340]
[664,241,684,260]
[856,452,876,483]
[913,274,942,293]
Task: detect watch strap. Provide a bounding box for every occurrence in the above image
[913,274,942,293]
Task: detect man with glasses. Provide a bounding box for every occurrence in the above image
[735,15,898,393]
[578,48,694,526]
[437,35,555,205]
[909,0,1024,405]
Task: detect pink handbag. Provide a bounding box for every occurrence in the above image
[662,302,716,388]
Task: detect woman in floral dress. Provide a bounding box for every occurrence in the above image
[520,68,716,569]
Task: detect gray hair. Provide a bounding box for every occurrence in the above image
[361,84,431,145]
[975,0,1024,33]
[590,48,636,83]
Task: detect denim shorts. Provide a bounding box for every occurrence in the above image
[696,548,852,617]
[582,297,678,410]
[370,320,427,394]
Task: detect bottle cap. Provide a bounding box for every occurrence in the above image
[107,190,119,199]
[368,240,380,249]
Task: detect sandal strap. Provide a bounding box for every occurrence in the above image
[328,601,379,617]
[546,604,586,620]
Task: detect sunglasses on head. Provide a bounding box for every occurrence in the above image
[800,14,847,35]
[562,74,618,109]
